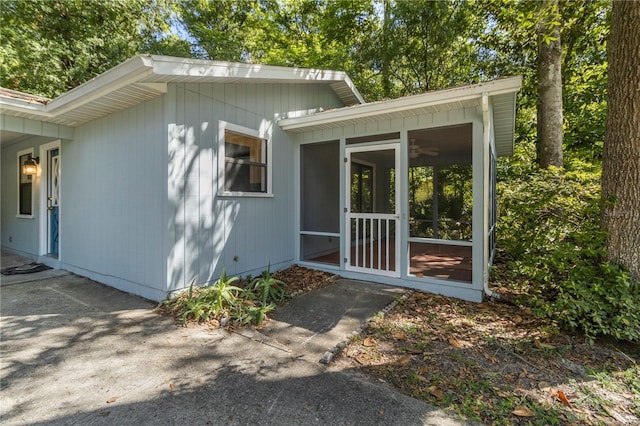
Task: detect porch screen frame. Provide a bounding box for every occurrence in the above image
[298,140,341,266]
[345,142,401,278]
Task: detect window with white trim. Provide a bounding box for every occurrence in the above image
[17,148,34,217]
[219,121,272,196]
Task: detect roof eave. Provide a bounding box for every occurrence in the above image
[279,76,522,132]
[0,55,364,126]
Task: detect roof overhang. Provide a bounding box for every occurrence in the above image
[278,76,522,156]
[0,55,364,128]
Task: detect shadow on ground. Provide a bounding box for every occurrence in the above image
[1,271,471,426]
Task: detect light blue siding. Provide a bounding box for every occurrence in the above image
[2,80,345,300]
[61,96,167,301]
[166,82,344,293]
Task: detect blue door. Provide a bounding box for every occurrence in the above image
[48,149,60,257]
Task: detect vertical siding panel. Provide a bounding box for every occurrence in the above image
[198,83,215,282]
[143,99,154,286]
[60,94,167,299]
[448,108,464,122]
[236,83,247,127]
[222,83,236,274]
[154,96,167,288]
[278,83,291,264]
[418,113,433,127]
[106,113,118,273]
[169,84,186,289]
[132,105,144,285]
[183,84,200,283]
[211,85,224,279]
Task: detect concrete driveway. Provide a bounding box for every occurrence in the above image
[1,260,471,425]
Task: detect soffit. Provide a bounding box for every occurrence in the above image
[279,77,522,157]
[0,55,363,128]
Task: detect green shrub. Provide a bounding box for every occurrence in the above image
[159,265,287,327]
[251,263,286,306]
[493,163,640,342]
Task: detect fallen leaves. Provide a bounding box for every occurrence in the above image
[483,353,499,364]
[363,337,376,347]
[556,390,572,408]
[428,386,444,400]
[534,337,557,350]
[512,405,535,417]
[273,265,337,296]
[355,354,369,365]
[448,337,473,349]
[415,374,428,383]
[336,289,640,425]
[398,355,412,365]
[394,331,407,341]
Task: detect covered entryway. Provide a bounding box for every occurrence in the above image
[1,100,71,269]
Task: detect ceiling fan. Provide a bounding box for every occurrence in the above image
[409,139,439,158]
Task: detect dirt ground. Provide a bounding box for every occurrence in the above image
[272,267,639,425]
[331,291,639,425]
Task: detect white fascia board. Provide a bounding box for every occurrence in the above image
[148,55,349,82]
[340,75,365,104]
[0,55,154,120]
[46,56,153,114]
[0,96,48,114]
[279,76,522,131]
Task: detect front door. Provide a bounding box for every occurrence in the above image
[345,144,400,277]
[46,148,60,257]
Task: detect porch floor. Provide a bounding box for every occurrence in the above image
[309,241,472,283]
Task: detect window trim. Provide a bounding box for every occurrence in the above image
[16,148,35,218]
[218,121,273,197]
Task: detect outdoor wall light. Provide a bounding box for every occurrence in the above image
[22,157,39,176]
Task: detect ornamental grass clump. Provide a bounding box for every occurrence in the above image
[158,265,288,326]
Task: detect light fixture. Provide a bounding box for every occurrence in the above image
[22,157,39,176]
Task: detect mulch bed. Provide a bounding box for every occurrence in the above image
[274,265,339,297]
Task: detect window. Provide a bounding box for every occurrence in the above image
[219,121,272,196]
[17,148,34,217]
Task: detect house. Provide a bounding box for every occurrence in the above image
[0,55,521,302]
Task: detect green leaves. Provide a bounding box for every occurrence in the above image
[1,0,178,97]
[494,165,640,342]
[159,265,289,327]
[251,263,285,306]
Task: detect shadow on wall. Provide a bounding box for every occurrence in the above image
[167,107,277,293]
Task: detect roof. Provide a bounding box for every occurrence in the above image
[0,88,50,105]
[0,55,364,127]
[279,76,522,156]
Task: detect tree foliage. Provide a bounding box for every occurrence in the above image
[0,0,179,98]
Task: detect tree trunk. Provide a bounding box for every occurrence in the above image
[601,0,640,281]
[536,0,564,168]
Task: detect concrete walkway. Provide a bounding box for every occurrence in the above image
[1,254,475,425]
